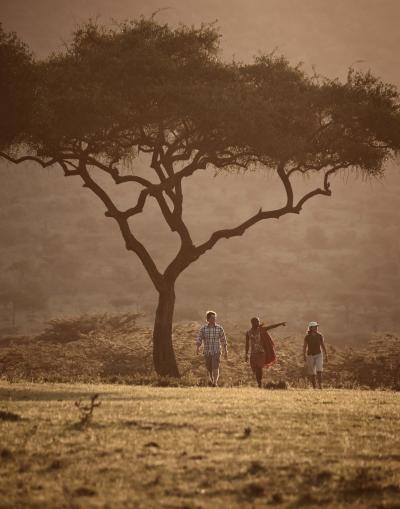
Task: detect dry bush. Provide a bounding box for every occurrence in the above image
[72,394,101,430]
[36,313,141,343]
[0,314,399,388]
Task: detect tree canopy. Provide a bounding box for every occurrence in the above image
[1,18,400,376]
[0,24,35,150]
[2,19,399,171]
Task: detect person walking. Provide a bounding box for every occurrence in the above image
[245,317,286,387]
[303,321,328,389]
[196,310,228,387]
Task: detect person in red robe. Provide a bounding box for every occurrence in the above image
[245,317,286,387]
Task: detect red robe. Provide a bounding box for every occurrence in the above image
[259,327,276,367]
[246,326,277,369]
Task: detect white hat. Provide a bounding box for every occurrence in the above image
[308,321,319,327]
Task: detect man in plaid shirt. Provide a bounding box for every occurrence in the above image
[196,310,228,387]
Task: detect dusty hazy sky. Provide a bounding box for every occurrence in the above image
[1,0,400,87]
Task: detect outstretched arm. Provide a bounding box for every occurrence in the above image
[264,321,286,331]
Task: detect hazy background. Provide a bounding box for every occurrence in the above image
[1,0,400,343]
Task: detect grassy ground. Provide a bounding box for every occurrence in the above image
[1,382,400,509]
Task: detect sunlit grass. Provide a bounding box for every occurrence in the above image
[1,382,400,508]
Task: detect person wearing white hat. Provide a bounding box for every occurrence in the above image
[303,321,328,389]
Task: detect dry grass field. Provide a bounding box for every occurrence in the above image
[1,382,400,509]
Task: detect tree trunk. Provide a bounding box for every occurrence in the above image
[153,284,180,377]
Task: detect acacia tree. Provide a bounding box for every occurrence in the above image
[1,19,400,376]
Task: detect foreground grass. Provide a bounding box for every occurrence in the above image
[1,383,400,509]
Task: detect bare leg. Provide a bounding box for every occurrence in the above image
[317,371,323,389]
[212,368,219,387]
[309,375,317,389]
[255,368,263,388]
[206,358,213,385]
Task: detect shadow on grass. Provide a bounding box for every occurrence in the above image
[0,386,195,402]
[0,387,115,402]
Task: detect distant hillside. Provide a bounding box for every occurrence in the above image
[1,161,400,345]
[1,314,399,388]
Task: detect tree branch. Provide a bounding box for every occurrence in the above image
[287,161,328,177]
[0,151,83,177]
[56,159,81,177]
[192,162,348,260]
[0,152,59,169]
[292,164,348,211]
[87,157,153,187]
[77,159,163,290]
[122,188,150,218]
[194,206,290,258]
[277,161,293,207]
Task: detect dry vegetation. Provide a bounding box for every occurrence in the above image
[1,313,400,389]
[1,382,400,509]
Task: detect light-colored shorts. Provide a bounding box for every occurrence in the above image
[306,353,323,375]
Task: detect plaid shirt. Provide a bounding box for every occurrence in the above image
[197,324,227,355]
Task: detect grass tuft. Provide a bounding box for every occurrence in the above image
[0,410,21,421]
[72,394,101,430]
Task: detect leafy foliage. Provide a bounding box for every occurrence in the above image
[2,18,400,171]
[2,18,400,376]
[0,24,35,150]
